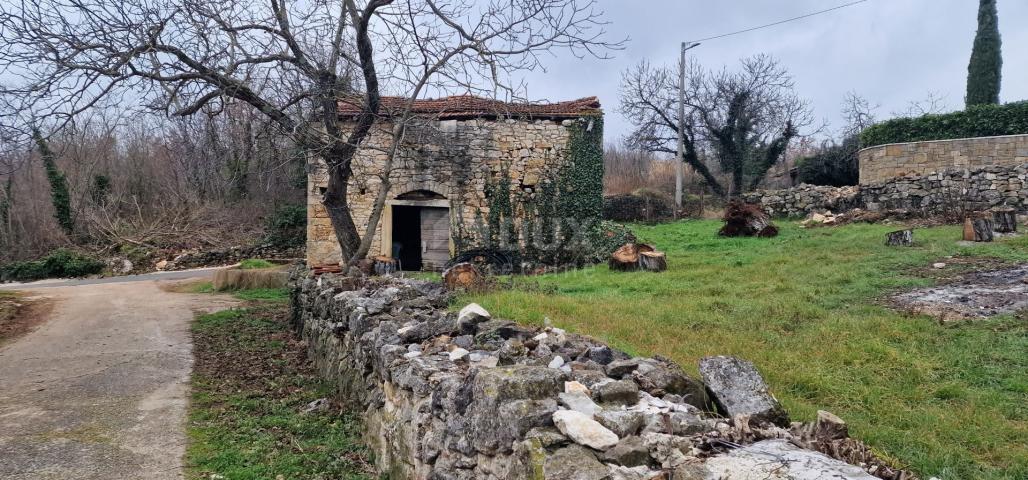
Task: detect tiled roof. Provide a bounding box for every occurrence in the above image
[337,94,601,120]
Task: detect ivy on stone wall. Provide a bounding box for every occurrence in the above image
[469,115,608,267]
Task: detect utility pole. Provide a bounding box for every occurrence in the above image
[675,42,700,212]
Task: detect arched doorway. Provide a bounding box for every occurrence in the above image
[385,190,450,271]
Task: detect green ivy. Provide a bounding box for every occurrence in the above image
[32,128,74,236]
[474,115,613,266]
[860,101,1028,148]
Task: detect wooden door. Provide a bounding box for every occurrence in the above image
[419,207,450,270]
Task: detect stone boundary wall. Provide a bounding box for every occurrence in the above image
[858,134,1028,184]
[744,163,1028,218]
[290,272,901,480]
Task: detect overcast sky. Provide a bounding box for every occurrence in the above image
[516,0,1028,144]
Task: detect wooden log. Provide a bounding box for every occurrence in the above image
[992,208,1018,233]
[885,229,913,246]
[608,243,641,271]
[442,262,483,290]
[962,217,976,241]
[372,255,399,275]
[971,216,994,242]
[639,250,667,272]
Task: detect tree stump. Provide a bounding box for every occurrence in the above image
[884,229,913,246]
[962,217,976,241]
[992,208,1018,233]
[608,243,656,272]
[372,255,399,275]
[442,262,483,290]
[639,250,668,272]
[970,216,994,242]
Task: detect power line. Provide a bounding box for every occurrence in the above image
[684,0,870,44]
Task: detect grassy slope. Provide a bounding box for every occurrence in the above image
[186,288,372,480]
[462,220,1028,480]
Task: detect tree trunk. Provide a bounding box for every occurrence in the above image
[322,160,362,263]
[885,229,913,246]
[971,216,994,242]
[639,250,668,272]
[992,208,1017,233]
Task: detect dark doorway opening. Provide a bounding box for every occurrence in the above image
[391,204,451,271]
[392,206,423,271]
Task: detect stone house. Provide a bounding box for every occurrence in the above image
[307,95,604,270]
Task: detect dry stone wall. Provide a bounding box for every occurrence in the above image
[744,163,1028,217]
[307,117,587,266]
[858,134,1028,184]
[290,272,898,480]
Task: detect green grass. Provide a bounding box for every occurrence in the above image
[239,258,277,270]
[232,287,289,302]
[461,220,1028,480]
[186,292,371,480]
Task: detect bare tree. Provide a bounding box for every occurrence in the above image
[0,0,619,265]
[892,91,950,118]
[620,54,814,196]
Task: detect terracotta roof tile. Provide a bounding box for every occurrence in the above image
[337,94,601,120]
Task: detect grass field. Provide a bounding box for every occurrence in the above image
[461,220,1028,480]
[185,288,372,480]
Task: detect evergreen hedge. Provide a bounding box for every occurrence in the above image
[0,249,105,282]
[860,101,1028,148]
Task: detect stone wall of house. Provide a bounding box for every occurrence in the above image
[858,134,1028,184]
[744,163,1028,217]
[290,271,902,480]
[307,117,596,266]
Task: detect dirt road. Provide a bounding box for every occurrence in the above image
[0,273,234,479]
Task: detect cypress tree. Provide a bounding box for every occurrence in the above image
[32,128,75,236]
[965,0,1002,107]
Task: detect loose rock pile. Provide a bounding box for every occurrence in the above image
[291,272,913,480]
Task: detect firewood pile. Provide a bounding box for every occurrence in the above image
[608,243,667,272]
[718,200,779,238]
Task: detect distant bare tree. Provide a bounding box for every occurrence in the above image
[0,0,619,264]
[892,91,950,118]
[840,91,878,137]
[620,54,815,196]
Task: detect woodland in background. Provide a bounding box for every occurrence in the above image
[0,109,304,265]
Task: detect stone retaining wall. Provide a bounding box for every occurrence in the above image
[858,134,1028,184]
[744,163,1028,217]
[291,272,901,480]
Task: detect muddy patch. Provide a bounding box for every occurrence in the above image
[893,264,1028,321]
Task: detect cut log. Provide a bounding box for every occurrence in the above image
[962,217,976,241]
[442,262,483,290]
[719,200,778,238]
[639,250,667,272]
[608,243,641,271]
[992,208,1018,233]
[884,229,913,246]
[971,216,994,242]
[372,255,399,275]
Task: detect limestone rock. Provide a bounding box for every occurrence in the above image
[600,435,650,467]
[543,444,609,480]
[698,356,788,426]
[703,439,877,479]
[553,409,620,450]
[593,379,640,405]
[594,409,645,438]
[559,391,601,416]
[457,303,490,327]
